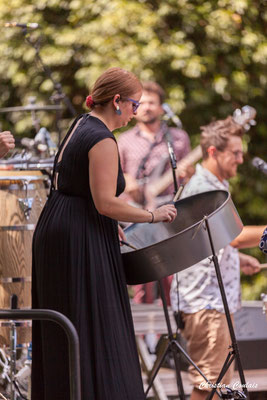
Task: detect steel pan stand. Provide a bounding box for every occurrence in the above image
[203,216,248,400]
[145,217,248,400]
[145,279,219,400]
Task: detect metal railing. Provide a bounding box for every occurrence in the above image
[0,309,81,400]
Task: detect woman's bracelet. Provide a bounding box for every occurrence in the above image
[147,210,154,224]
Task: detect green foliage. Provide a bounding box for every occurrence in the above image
[0,0,266,297]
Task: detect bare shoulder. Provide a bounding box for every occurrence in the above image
[89,137,117,159]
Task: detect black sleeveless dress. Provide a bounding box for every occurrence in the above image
[32,114,145,400]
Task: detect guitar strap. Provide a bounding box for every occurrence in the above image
[135,123,172,180]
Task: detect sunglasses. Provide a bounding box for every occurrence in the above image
[123,98,140,113]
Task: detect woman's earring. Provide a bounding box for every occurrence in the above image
[116,105,122,115]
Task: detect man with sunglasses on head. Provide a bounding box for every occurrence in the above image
[118,81,192,308]
[0,130,15,158]
[170,116,265,400]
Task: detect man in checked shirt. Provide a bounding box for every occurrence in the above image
[118,81,192,308]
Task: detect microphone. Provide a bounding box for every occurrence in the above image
[162,103,182,129]
[167,141,177,169]
[251,157,267,175]
[5,22,39,29]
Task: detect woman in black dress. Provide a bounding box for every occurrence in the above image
[32,67,177,400]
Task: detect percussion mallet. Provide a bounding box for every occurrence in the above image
[120,240,138,250]
[173,185,184,202]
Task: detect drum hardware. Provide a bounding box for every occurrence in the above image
[21,179,31,219]
[0,309,82,400]
[10,321,17,400]
[18,197,33,220]
[0,347,10,382]
[122,190,247,400]
[219,388,246,399]
[0,172,48,346]
[0,277,31,284]
[0,225,35,231]
[0,322,31,329]
[0,104,64,113]
[4,297,32,400]
[0,344,31,399]
[9,295,18,400]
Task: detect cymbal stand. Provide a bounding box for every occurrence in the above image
[145,279,219,399]
[202,216,248,400]
[21,27,77,144]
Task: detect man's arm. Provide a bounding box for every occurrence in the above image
[117,131,145,206]
[230,225,266,249]
[239,252,260,275]
[0,131,15,158]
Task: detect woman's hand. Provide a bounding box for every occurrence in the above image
[152,204,177,223]
[118,224,127,244]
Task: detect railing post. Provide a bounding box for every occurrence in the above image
[0,309,81,400]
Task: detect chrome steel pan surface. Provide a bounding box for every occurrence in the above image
[121,190,243,285]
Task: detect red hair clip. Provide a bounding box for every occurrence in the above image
[86,95,95,108]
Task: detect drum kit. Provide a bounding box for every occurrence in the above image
[0,102,58,398]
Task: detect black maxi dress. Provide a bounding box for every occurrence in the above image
[31,114,145,400]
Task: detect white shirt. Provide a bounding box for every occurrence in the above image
[170,164,241,314]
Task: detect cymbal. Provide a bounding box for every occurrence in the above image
[0,104,64,113]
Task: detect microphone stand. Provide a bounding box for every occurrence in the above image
[167,140,178,196]
[145,138,190,399]
[21,27,77,144]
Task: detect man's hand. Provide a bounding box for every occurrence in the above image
[178,162,195,183]
[0,131,15,158]
[124,173,144,205]
[239,252,260,276]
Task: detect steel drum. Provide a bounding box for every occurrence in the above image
[121,190,243,285]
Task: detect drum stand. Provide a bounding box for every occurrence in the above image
[145,216,248,400]
[10,294,18,400]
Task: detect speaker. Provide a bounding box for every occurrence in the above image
[234,301,267,370]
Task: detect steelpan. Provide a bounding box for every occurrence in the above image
[121,190,243,285]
